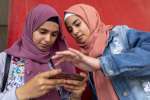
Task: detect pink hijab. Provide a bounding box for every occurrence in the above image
[65,4,118,100]
[6,4,75,100]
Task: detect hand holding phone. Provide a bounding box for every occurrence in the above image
[49,73,84,81]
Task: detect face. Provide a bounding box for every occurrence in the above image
[65,15,90,44]
[32,21,59,52]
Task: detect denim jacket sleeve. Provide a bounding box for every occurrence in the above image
[100,25,150,77]
[0,52,18,100]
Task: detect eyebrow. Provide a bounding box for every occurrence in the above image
[52,30,59,33]
[39,28,59,33]
[72,19,79,25]
[39,28,49,31]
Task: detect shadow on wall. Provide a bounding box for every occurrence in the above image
[0,27,7,52]
[0,0,9,52]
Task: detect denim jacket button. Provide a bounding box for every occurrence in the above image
[123,91,128,96]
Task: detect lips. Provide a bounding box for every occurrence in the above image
[76,35,83,41]
[40,44,50,48]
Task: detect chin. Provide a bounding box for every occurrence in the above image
[39,48,49,52]
[75,37,86,44]
[77,40,85,44]
[81,39,87,43]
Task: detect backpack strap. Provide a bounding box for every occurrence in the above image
[1,54,11,92]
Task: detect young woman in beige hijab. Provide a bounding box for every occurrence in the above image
[52,3,150,100]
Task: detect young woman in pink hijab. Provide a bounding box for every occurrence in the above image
[52,3,150,100]
[0,4,87,100]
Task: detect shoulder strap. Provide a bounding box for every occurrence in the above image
[1,54,11,92]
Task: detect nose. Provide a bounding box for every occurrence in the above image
[72,27,79,36]
[45,33,51,43]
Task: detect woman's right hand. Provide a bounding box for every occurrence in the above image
[52,48,100,71]
[16,69,66,100]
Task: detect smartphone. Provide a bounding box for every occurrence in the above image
[49,58,84,81]
[49,73,84,81]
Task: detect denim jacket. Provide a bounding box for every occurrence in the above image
[100,25,150,100]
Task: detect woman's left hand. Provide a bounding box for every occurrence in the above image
[64,72,88,100]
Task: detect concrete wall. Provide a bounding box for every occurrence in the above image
[0,0,9,51]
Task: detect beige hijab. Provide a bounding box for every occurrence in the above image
[65,4,118,100]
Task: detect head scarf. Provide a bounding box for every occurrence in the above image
[65,4,113,57]
[6,4,75,100]
[65,4,118,100]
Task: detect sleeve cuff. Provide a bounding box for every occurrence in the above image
[100,55,120,77]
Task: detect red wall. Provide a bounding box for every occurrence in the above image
[8,0,150,47]
[8,0,150,99]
